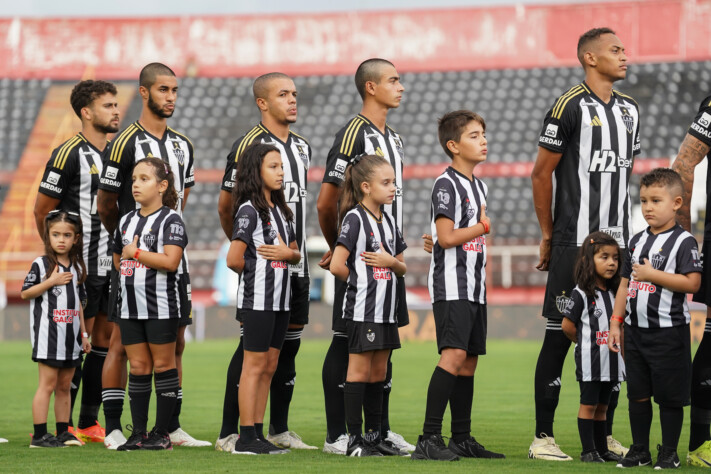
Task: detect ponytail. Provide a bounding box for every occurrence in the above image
[337,154,390,218]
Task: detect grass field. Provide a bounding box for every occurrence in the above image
[0,338,698,472]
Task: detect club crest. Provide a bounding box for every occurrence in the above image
[619,106,634,134]
[650,253,666,270]
[369,234,380,251]
[268,223,278,242]
[172,141,185,166]
[52,286,63,296]
[295,144,310,169]
[143,233,156,248]
[393,136,404,159]
[465,200,476,220]
[555,292,572,314]
[366,329,375,343]
[593,308,603,318]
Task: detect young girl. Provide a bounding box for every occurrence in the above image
[112,158,186,451]
[330,154,407,457]
[561,231,626,463]
[226,143,301,455]
[22,210,91,448]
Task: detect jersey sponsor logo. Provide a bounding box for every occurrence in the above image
[627,280,656,298]
[692,249,703,268]
[555,292,572,314]
[284,182,302,203]
[289,261,303,272]
[295,144,309,168]
[172,141,185,165]
[335,159,348,173]
[339,222,350,238]
[99,257,112,271]
[104,166,119,179]
[25,273,37,283]
[698,112,711,129]
[120,259,148,276]
[690,122,711,139]
[238,216,250,229]
[595,330,609,346]
[46,171,61,185]
[169,223,185,238]
[100,178,120,187]
[650,253,666,270]
[589,150,632,173]
[436,189,450,206]
[271,261,288,269]
[619,106,635,134]
[539,136,563,147]
[52,309,79,323]
[545,124,558,137]
[372,267,392,280]
[600,226,624,246]
[143,233,156,248]
[40,182,62,193]
[366,329,375,342]
[462,236,485,252]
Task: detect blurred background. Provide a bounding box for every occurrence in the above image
[1,0,710,342]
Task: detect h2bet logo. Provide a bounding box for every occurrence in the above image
[588,149,632,173]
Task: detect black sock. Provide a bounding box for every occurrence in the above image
[270,330,300,434]
[381,357,392,434]
[219,339,243,439]
[577,418,595,454]
[659,405,683,451]
[154,369,179,434]
[128,373,152,433]
[534,326,571,438]
[322,335,348,441]
[167,387,182,432]
[690,326,711,451]
[606,384,620,436]
[78,345,107,429]
[364,382,384,444]
[344,381,366,436]
[240,425,256,443]
[255,423,264,439]
[450,375,474,442]
[56,421,69,435]
[33,423,47,439]
[69,364,82,426]
[102,387,125,434]
[594,420,609,455]
[422,366,457,437]
[628,399,653,450]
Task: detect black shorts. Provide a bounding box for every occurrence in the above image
[579,381,616,406]
[542,246,580,320]
[433,300,487,356]
[107,267,120,323]
[693,240,711,305]
[290,275,310,325]
[118,318,180,345]
[33,357,82,368]
[241,309,289,353]
[178,273,192,327]
[345,320,401,354]
[84,275,110,320]
[395,276,409,328]
[624,324,691,407]
[332,277,409,331]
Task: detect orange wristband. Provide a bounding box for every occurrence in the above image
[480,221,490,234]
[611,315,624,324]
[134,248,142,260]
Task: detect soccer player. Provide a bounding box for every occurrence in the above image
[33,80,120,443]
[215,73,315,451]
[671,97,711,467]
[97,62,209,448]
[316,58,413,454]
[529,27,640,461]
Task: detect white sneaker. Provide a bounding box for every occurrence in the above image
[607,435,629,457]
[215,433,239,452]
[268,430,317,449]
[323,433,349,455]
[169,428,212,447]
[385,430,415,453]
[528,434,573,461]
[0,438,7,443]
[104,429,127,450]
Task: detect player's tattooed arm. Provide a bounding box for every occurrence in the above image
[97,189,120,234]
[672,133,709,232]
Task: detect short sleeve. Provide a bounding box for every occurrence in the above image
[633,113,642,156]
[22,261,42,291]
[163,214,188,248]
[112,223,124,255]
[221,140,240,192]
[78,283,87,309]
[561,290,584,324]
[432,179,457,222]
[38,147,76,199]
[322,120,365,185]
[394,224,407,255]
[621,246,634,279]
[288,221,296,245]
[687,96,711,147]
[537,100,577,153]
[232,205,258,244]
[184,140,195,189]
[676,236,703,275]
[99,135,135,193]
[336,213,361,252]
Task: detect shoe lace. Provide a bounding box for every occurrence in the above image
[287,431,303,441]
[430,434,449,448]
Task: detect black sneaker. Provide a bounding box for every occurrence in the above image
[411,434,459,461]
[117,427,148,451]
[257,436,289,454]
[56,431,82,446]
[373,439,409,456]
[601,450,623,463]
[29,433,65,448]
[448,436,505,459]
[654,444,681,470]
[347,435,383,457]
[232,437,278,455]
[580,450,605,462]
[616,443,652,468]
[141,429,172,451]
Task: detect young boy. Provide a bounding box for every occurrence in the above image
[412,110,504,461]
[609,168,702,469]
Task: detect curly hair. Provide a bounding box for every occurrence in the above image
[69,80,117,118]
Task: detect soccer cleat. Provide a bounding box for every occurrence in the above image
[528,434,572,461]
[66,426,86,445]
[323,433,349,455]
[267,430,317,450]
[373,439,410,456]
[56,431,83,446]
[29,433,65,448]
[257,437,290,454]
[385,430,416,452]
[215,433,239,452]
[411,434,459,461]
[169,428,211,447]
[75,421,105,443]
[232,437,281,455]
[580,450,605,462]
[687,439,711,467]
[347,436,383,457]
[0,438,7,443]
[117,427,147,451]
[104,429,127,450]
[141,429,173,451]
[601,450,623,463]
[654,444,680,470]
[616,443,652,468]
[608,435,630,457]
[448,436,505,459]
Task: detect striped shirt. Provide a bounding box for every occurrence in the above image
[38,133,112,277]
[232,200,296,311]
[22,257,86,361]
[113,207,187,320]
[686,94,711,241]
[562,286,625,382]
[323,114,405,230]
[428,167,488,304]
[538,82,641,248]
[337,204,406,324]
[222,123,310,277]
[622,225,702,328]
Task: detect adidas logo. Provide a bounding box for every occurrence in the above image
[700,379,711,386]
[548,377,561,387]
[89,164,99,174]
[590,116,603,126]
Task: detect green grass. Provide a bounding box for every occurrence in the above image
[0,339,697,472]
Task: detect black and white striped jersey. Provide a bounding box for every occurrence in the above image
[686,94,711,241]
[622,225,702,328]
[222,123,310,277]
[99,121,195,217]
[538,82,641,248]
[38,133,112,277]
[562,286,625,382]
[232,200,296,312]
[323,114,405,231]
[428,167,488,304]
[113,207,187,320]
[23,257,86,361]
[336,204,406,324]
